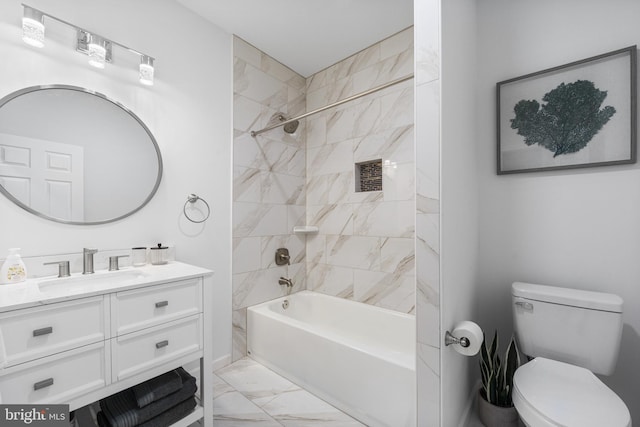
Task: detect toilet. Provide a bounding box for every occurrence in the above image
[511,282,631,427]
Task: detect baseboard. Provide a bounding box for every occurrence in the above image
[212,354,232,372]
[459,379,481,427]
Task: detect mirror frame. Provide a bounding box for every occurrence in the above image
[0,84,163,225]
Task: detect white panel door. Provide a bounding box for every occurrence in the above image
[0,134,84,221]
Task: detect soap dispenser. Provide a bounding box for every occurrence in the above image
[0,248,27,284]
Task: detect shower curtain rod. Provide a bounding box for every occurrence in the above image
[250,73,414,137]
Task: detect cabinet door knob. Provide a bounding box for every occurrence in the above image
[33,327,53,337]
[155,340,169,349]
[34,378,54,390]
[155,301,169,308]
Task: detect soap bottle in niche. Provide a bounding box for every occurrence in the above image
[0,248,27,284]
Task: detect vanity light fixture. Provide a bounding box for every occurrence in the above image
[22,5,44,48]
[20,4,156,86]
[87,34,108,69]
[139,55,154,86]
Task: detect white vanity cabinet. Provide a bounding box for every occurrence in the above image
[0,342,109,407]
[110,278,203,384]
[0,296,108,368]
[0,262,213,427]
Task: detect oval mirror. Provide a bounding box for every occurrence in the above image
[0,85,162,225]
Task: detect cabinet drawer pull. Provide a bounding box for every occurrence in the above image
[155,301,169,308]
[155,340,169,349]
[33,327,53,337]
[34,378,54,390]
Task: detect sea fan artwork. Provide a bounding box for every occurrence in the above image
[510,80,616,157]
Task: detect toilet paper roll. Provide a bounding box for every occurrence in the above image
[450,321,483,356]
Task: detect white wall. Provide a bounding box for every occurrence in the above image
[477,0,640,422]
[0,0,232,362]
[440,1,479,426]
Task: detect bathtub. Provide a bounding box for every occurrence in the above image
[247,290,416,427]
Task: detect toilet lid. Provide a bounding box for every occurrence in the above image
[513,358,630,427]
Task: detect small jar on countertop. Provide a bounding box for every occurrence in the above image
[149,243,168,265]
[131,247,147,266]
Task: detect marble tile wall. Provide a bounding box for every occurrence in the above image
[415,0,442,425]
[304,27,416,314]
[233,23,437,426]
[232,37,307,362]
[233,27,418,360]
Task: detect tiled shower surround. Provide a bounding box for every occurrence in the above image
[304,28,415,311]
[232,37,307,361]
[232,28,415,361]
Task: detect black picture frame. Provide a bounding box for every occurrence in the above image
[497,46,637,175]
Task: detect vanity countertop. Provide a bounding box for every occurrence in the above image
[0,261,213,313]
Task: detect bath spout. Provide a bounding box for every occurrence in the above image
[278,276,293,295]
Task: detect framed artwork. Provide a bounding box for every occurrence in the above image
[497,46,637,174]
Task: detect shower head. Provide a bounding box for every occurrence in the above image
[268,112,300,135]
[250,112,300,137]
[283,119,299,134]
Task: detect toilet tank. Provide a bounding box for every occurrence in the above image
[512,282,623,375]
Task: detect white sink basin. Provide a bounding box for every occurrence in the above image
[38,269,149,293]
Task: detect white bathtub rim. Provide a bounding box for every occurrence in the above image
[248,291,416,370]
[250,308,415,370]
[258,290,416,320]
[248,290,416,324]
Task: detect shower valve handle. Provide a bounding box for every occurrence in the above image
[275,248,291,266]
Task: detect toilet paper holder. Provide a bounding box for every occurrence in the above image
[445,330,471,348]
[444,320,484,356]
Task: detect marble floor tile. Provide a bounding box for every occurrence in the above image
[213,358,365,427]
[213,390,282,426]
[256,389,365,427]
[213,419,283,427]
[213,373,236,399]
[216,358,300,401]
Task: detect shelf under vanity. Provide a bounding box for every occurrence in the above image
[0,261,214,427]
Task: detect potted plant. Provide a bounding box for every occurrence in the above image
[477,330,522,427]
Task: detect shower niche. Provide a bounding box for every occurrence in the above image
[355,159,383,192]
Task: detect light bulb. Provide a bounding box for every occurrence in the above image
[22,7,44,48]
[88,35,106,69]
[139,56,154,86]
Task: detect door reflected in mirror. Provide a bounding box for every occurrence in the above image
[0,85,162,225]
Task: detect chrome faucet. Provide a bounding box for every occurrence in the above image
[43,260,70,278]
[83,248,98,274]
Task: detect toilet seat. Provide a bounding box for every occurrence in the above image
[513,358,631,427]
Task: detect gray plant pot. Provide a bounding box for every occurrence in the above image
[477,391,522,427]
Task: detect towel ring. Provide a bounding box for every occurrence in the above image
[183,194,210,223]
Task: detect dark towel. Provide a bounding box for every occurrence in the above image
[100,368,196,427]
[132,369,183,408]
[138,397,197,427]
[97,411,109,427]
[97,398,197,427]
